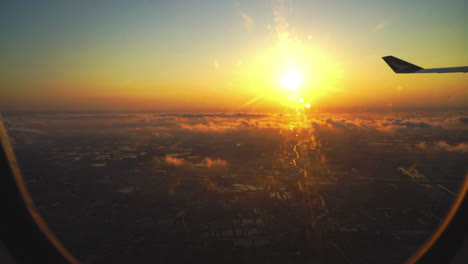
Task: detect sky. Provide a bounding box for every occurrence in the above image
[1,0,467,113]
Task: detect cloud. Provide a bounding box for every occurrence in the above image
[417,141,468,152]
[379,119,436,129]
[321,117,360,130]
[154,112,468,134]
[435,141,468,152]
[163,155,192,167]
[5,112,468,149]
[375,21,389,31]
[235,3,255,32]
[239,10,255,31]
[153,113,265,118]
[177,117,288,132]
[158,154,229,169]
[308,115,442,132]
[204,157,229,168]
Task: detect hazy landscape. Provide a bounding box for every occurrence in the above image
[4,111,467,263]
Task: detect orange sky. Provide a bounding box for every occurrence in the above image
[1,1,467,113]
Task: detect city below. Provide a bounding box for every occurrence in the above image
[5,112,467,263]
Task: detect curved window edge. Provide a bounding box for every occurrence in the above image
[0,116,78,264]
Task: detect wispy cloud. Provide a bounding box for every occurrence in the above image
[417,141,468,152]
[235,2,255,31]
[157,154,230,169]
[240,10,255,31]
[375,21,389,31]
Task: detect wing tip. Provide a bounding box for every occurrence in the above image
[382,55,423,73]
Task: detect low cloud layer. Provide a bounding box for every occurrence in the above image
[157,155,229,169]
[204,157,229,168]
[417,141,468,153]
[163,155,190,167]
[4,112,468,150]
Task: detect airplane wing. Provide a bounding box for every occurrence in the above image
[382,56,468,73]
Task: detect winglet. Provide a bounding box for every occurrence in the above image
[382,56,423,73]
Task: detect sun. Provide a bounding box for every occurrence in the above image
[281,70,302,91]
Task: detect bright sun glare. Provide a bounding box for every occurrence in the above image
[281,70,302,91]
